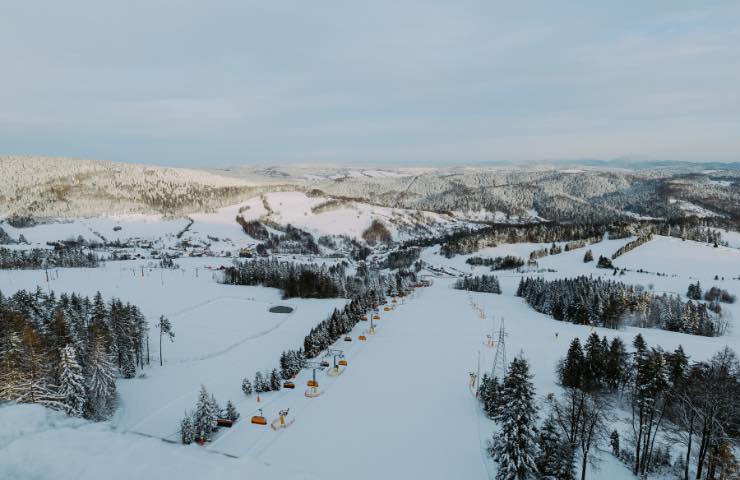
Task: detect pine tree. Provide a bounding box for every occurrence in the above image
[605,337,628,391]
[583,333,605,391]
[254,372,267,393]
[193,385,216,441]
[225,400,240,422]
[84,334,117,420]
[559,338,584,389]
[492,356,539,480]
[478,374,501,419]
[583,249,593,263]
[157,315,175,367]
[58,345,85,417]
[609,430,620,456]
[180,412,194,444]
[241,378,253,396]
[270,369,282,391]
[209,393,221,419]
[536,414,574,480]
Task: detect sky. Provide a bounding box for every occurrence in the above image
[1,1,739,167]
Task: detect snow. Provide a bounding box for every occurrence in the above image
[708,179,733,187]
[2,191,470,250]
[712,227,740,249]
[2,221,739,479]
[233,191,459,241]
[668,198,722,218]
[0,257,347,444]
[0,404,308,480]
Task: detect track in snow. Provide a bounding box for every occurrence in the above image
[216,284,494,480]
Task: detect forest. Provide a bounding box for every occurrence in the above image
[220,258,409,300]
[454,275,502,294]
[477,336,739,480]
[0,246,100,269]
[516,276,725,336]
[0,288,148,420]
[403,217,729,258]
[465,255,525,271]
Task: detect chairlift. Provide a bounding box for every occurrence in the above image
[283,381,295,389]
[271,408,294,430]
[338,359,348,366]
[251,408,267,426]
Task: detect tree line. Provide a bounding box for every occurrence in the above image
[454,275,502,294]
[477,336,739,480]
[0,246,100,269]
[466,255,525,270]
[220,259,349,299]
[221,258,412,301]
[516,276,725,336]
[687,281,736,305]
[0,288,148,420]
[380,246,421,270]
[438,223,605,258]
[557,333,739,479]
[403,217,730,259]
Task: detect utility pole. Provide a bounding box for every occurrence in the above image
[491,317,508,379]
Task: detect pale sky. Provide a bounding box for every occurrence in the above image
[1,1,739,166]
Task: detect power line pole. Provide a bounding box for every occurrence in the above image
[491,317,507,379]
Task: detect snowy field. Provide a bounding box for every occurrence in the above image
[2,234,739,479]
[0,258,347,443]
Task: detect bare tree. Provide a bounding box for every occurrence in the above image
[550,389,609,480]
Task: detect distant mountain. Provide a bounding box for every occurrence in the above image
[2,156,738,225]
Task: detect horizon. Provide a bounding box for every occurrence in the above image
[2,2,739,167]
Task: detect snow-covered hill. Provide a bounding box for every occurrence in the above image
[0,155,278,218]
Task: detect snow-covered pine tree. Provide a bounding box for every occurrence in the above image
[225,400,240,422]
[241,378,253,396]
[270,369,282,391]
[58,345,85,417]
[84,333,117,420]
[254,371,266,393]
[492,356,539,480]
[558,338,584,389]
[180,412,194,444]
[478,374,501,419]
[209,393,222,419]
[583,332,605,391]
[536,414,574,480]
[193,385,216,441]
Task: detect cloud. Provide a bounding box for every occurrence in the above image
[0,1,738,166]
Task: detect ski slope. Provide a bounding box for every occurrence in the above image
[1,233,739,479]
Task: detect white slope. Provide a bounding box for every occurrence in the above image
[1,190,472,252]
[1,233,738,479]
[234,191,462,241]
[0,257,347,442]
[252,285,493,480]
[0,404,308,480]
